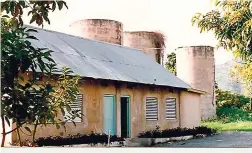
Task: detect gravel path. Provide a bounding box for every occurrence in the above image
[155,131,252,148]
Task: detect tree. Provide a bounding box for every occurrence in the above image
[1,0,81,146]
[165,52,176,75]
[191,0,252,95]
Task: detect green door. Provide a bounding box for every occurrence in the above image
[126,97,131,137]
[104,95,116,136]
[121,96,131,138]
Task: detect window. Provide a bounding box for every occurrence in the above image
[166,98,176,120]
[64,94,83,122]
[19,91,43,122]
[145,97,158,120]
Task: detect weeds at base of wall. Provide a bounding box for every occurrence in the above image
[9,126,217,147]
[137,126,217,138]
[11,131,124,147]
[10,134,216,147]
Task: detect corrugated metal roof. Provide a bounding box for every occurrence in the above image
[27,26,191,89]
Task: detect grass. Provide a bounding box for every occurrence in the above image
[201,121,252,131]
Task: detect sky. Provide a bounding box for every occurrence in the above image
[23,0,233,65]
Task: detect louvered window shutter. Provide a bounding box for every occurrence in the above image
[145,97,158,120]
[166,98,176,120]
[64,94,83,122]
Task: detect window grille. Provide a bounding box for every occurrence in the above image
[64,94,83,122]
[146,97,158,120]
[166,98,176,120]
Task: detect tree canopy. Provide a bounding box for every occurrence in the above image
[1,0,81,146]
[192,0,252,61]
[165,52,176,75]
[192,0,252,96]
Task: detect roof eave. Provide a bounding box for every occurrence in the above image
[187,88,208,95]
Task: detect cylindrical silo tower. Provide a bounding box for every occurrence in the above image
[70,19,123,45]
[176,46,216,120]
[124,31,165,65]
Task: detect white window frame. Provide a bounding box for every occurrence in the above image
[145,97,158,121]
[63,94,83,123]
[165,98,176,120]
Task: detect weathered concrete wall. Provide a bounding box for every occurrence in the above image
[176,46,216,120]
[69,19,123,45]
[12,75,181,142]
[123,31,164,65]
[180,91,201,128]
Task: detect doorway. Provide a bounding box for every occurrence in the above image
[104,95,116,136]
[120,96,130,138]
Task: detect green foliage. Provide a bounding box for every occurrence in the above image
[215,88,250,109]
[1,0,82,146]
[1,0,68,27]
[201,121,252,131]
[230,62,252,96]
[216,107,252,123]
[215,88,252,123]
[192,0,252,95]
[165,52,176,75]
[16,67,82,127]
[192,0,252,61]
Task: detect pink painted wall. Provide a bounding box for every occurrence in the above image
[180,91,201,128]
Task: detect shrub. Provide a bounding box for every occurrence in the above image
[151,126,162,138]
[215,89,250,109]
[193,126,217,136]
[161,127,191,137]
[35,132,124,146]
[138,131,153,138]
[215,89,252,123]
[137,126,217,138]
[216,107,252,123]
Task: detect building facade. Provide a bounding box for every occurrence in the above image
[13,77,201,141]
[69,19,216,120]
[7,26,204,143]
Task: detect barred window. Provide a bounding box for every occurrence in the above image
[166,98,176,120]
[64,94,83,123]
[145,97,158,120]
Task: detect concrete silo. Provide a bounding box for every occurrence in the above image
[124,31,165,65]
[69,19,123,45]
[176,46,216,120]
